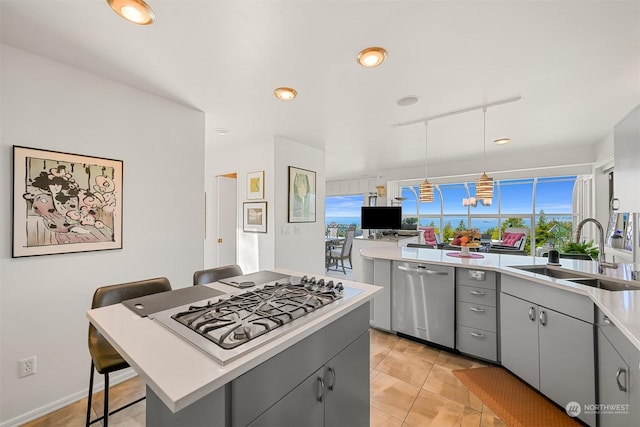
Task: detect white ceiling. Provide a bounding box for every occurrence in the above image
[2,0,639,181]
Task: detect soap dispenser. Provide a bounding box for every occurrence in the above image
[547,243,560,266]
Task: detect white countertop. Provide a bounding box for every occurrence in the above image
[361,246,640,351]
[86,268,382,413]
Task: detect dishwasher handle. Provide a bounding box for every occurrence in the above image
[397,265,449,275]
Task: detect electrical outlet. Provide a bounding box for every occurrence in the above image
[18,356,36,378]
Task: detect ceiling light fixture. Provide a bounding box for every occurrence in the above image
[419,122,434,202]
[274,87,297,101]
[357,47,387,68]
[494,137,511,145]
[475,108,494,200]
[107,0,155,25]
[397,96,420,107]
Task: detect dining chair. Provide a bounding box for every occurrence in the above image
[193,264,243,286]
[327,226,355,273]
[326,222,339,239]
[86,277,172,427]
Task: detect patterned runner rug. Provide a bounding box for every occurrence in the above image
[452,367,582,427]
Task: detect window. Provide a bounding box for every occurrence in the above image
[325,194,363,236]
[398,175,578,254]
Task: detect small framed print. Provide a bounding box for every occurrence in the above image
[288,166,316,223]
[247,171,265,200]
[243,202,267,233]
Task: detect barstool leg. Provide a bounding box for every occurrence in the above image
[104,373,109,427]
[85,361,95,427]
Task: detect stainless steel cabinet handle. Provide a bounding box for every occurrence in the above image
[469,290,485,295]
[469,307,485,313]
[616,368,627,392]
[327,367,336,391]
[469,332,486,339]
[539,310,547,326]
[397,265,449,275]
[317,376,325,401]
[528,306,536,321]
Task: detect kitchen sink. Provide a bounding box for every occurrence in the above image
[513,265,640,291]
[567,278,640,292]
[512,266,585,280]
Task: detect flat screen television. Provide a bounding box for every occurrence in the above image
[361,206,402,230]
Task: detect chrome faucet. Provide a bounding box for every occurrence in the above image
[575,218,618,270]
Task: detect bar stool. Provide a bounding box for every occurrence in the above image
[193,264,243,285]
[86,277,171,427]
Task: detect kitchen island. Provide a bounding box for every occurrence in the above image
[86,269,382,426]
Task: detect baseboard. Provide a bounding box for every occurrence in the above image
[0,369,137,427]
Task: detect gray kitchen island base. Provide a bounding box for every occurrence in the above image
[147,302,371,427]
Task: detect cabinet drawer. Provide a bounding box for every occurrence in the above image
[597,309,640,365]
[457,301,496,332]
[457,269,496,290]
[457,325,497,361]
[457,285,496,307]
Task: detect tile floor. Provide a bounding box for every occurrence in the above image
[22,329,504,427]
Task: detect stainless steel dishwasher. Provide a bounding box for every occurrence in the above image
[392,261,455,348]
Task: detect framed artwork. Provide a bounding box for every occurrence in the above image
[12,146,123,257]
[243,201,267,233]
[288,166,316,223]
[247,171,265,200]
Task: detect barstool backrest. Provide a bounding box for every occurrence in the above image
[193,264,243,286]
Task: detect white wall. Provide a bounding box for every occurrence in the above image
[204,138,277,273]
[274,136,326,275]
[0,45,205,425]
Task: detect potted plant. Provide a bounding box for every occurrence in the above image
[561,240,599,260]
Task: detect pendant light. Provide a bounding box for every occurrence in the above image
[475,108,494,200]
[419,122,434,202]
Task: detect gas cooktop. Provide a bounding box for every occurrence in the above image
[152,275,363,365]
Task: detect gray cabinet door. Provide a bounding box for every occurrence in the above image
[370,259,392,331]
[538,307,595,427]
[247,366,325,427]
[500,293,540,389]
[598,329,632,427]
[324,332,370,427]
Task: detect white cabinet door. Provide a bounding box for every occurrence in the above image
[614,105,640,212]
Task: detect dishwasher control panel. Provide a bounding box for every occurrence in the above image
[467,270,486,281]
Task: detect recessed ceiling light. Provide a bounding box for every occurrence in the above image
[107,0,155,25]
[494,138,511,145]
[397,96,420,107]
[357,47,387,67]
[274,87,297,101]
[214,128,230,136]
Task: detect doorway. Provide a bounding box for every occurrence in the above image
[216,174,238,267]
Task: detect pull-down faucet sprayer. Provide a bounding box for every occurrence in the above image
[575,218,618,271]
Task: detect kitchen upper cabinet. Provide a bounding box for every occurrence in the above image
[614,104,640,212]
[500,276,596,426]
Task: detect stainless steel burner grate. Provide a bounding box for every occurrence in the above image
[171,277,344,349]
